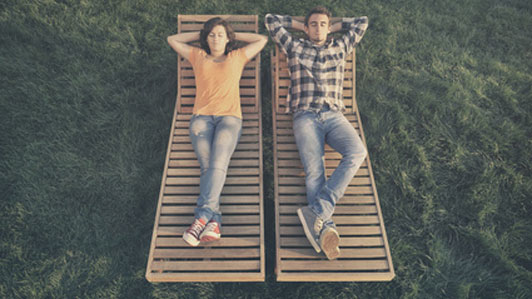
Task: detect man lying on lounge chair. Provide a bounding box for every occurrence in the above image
[265,6,368,260]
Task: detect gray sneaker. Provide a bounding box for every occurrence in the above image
[320,226,340,260]
[297,206,323,253]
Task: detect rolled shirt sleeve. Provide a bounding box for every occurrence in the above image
[338,16,368,54]
[265,14,299,54]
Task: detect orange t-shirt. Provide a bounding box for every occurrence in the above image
[188,47,249,119]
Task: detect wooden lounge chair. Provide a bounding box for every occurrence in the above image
[270,17,395,282]
[146,15,264,282]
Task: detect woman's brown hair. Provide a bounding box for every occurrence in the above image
[199,17,237,55]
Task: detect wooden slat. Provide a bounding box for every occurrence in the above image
[166,176,259,185]
[164,185,260,195]
[151,260,260,271]
[179,14,257,22]
[157,225,260,236]
[280,260,389,271]
[161,205,260,214]
[279,215,380,225]
[180,23,256,32]
[279,225,381,236]
[277,88,353,97]
[276,272,395,282]
[281,236,384,247]
[176,105,258,115]
[153,248,260,259]
[166,167,259,176]
[175,112,258,121]
[278,205,377,215]
[163,195,260,204]
[272,34,394,281]
[178,97,258,105]
[169,150,259,159]
[178,97,258,106]
[272,158,368,169]
[172,135,258,143]
[278,186,374,195]
[156,237,259,247]
[276,177,371,186]
[174,127,259,135]
[172,142,259,150]
[159,215,259,225]
[275,135,366,146]
[146,272,264,282]
[278,167,370,177]
[168,159,259,168]
[278,195,375,205]
[146,14,263,282]
[276,143,364,151]
[280,247,386,259]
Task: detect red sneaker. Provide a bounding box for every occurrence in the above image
[199,220,221,242]
[182,218,206,247]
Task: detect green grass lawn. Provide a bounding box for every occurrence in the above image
[1,0,531,298]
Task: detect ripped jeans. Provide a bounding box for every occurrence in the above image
[189,114,242,225]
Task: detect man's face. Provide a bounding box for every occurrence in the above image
[304,13,330,45]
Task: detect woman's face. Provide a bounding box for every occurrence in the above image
[207,25,229,54]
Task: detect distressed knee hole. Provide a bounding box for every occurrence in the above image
[190,125,208,136]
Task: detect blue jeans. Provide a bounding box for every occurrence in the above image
[293,108,367,226]
[189,115,242,224]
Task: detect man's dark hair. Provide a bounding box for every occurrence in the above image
[304,6,332,26]
[199,17,237,55]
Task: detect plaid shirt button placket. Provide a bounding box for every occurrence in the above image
[265,14,368,113]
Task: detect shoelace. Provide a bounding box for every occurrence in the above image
[188,220,205,238]
[314,218,323,235]
[205,222,218,232]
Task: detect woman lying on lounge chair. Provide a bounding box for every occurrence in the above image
[167,17,267,247]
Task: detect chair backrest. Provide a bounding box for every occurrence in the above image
[271,16,356,114]
[176,15,260,113]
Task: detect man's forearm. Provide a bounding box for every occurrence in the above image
[329,21,343,33]
[291,19,305,31]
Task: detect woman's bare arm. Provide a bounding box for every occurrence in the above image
[167,32,200,61]
[235,32,268,60]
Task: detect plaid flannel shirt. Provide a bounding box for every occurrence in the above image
[265,14,368,113]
